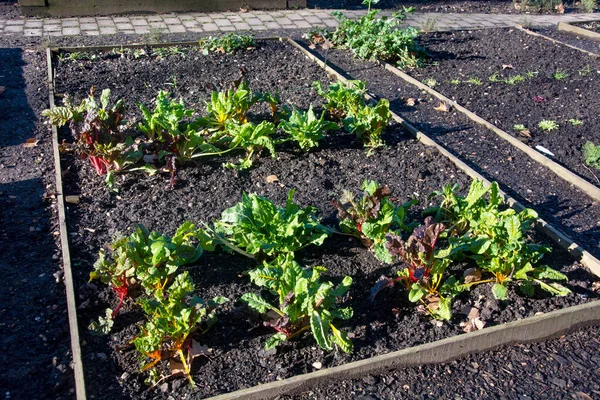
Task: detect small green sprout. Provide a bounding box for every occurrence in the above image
[466,77,483,86]
[552,70,569,80]
[568,118,583,127]
[449,78,461,85]
[538,120,559,132]
[423,78,438,88]
[513,124,527,131]
[505,74,526,85]
[488,73,502,83]
[578,65,592,76]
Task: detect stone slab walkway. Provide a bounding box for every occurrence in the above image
[0,9,599,37]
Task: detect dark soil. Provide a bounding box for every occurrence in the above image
[284,324,600,399]
[307,0,596,14]
[0,0,21,19]
[50,41,599,398]
[411,28,600,189]
[576,20,600,33]
[305,37,600,261]
[533,26,600,54]
[0,46,73,398]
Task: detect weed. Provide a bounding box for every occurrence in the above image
[513,124,527,131]
[583,141,600,170]
[552,70,569,80]
[578,64,592,76]
[423,78,438,88]
[466,77,483,86]
[198,33,256,54]
[488,73,502,83]
[505,74,526,85]
[568,118,583,126]
[449,78,461,85]
[581,0,597,12]
[538,120,559,132]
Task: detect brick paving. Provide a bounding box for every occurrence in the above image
[0,9,599,37]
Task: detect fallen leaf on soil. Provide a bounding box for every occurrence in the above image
[309,43,316,49]
[463,267,482,284]
[425,293,440,311]
[65,195,80,205]
[434,101,451,112]
[169,360,186,378]
[23,138,38,148]
[266,175,280,184]
[502,64,514,70]
[0,86,5,96]
[519,129,532,138]
[188,340,211,364]
[555,3,565,13]
[574,392,594,400]
[403,97,416,106]
[321,40,333,50]
[240,7,248,12]
[460,307,486,333]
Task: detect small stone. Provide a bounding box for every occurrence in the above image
[120,372,129,380]
[312,361,322,369]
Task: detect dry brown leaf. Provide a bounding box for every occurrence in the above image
[502,64,514,70]
[519,129,532,139]
[308,43,317,50]
[169,359,186,377]
[404,97,416,107]
[434,101,451,112]
[266,175,279,184]
[23,138,38,148]
[188,340,211,364]
[239,7,248,12]
[460,307,486,333]
[555,3,565,13]
[215,47,225,54]
[463,267,482,284]
[321,40,333,50]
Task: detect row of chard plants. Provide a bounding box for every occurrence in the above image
[88,179,570,386]
[43,75,390,190]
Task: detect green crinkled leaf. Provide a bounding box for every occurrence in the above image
[88,308,114,335]
[504,215,522,242]
[535,280,571,297]
[330,324,353,353]
[331,276,353,298]
[408,283,427,303]
[514,263,535,280]
[241,293,273,314]
[533,266,568,281]
[433,297,452,321]
[492,283,508,300]
[265,332,287,350]
[331,306,353,321]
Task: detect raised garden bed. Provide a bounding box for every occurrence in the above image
[47,38,600,399]
[403,28,600,190]
[302,35,600,262]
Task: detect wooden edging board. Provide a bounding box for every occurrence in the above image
[372,51,600,204]
[47,38,600,400]
[516,25,600,58]
[45,48,87,400]
[558,21,600,41]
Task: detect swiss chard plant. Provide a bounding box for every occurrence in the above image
[198,80,261,132]
[241,255,353,352]
[212,189,330,260]
[133,272,228,387]
[583,141,600,170]
[221,120,277,170]
[327,0,427,69]
[429,180,570,300]
[314,80,391,150]
[89,222,213,333]
[334,180,416,263]
[371,216,462,320]
[42,87,142,184]
[278,105,339,150]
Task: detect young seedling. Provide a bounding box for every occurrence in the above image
[578,64,592,76]
[538,120,559,132]
[423,78,438,88]
[449,78,461,85]
[552,70,569,80]
[583,141,600,170]
[488,73,502,83]
[504,74,526,85]
[278,105,339,150]
[242,255,353,352]
[198,33,255,54]
[513,124,527,131]
[334,180,416,263]
[465,77,483,86]
[568,118,583,127]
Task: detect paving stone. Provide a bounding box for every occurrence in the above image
[304,16,322,24]
[257,14,275,21]
[187,28,203,33]
[182,20,199,28]
[215,19,232,26]
[84,30,100,36]
[287,13,305,20]
[168,25,187,33]
[61,20,79,27]
[149,22,167,28]
[131,19,148,26]
[233,22,251,30]
[228,15,244,22]
[323,19,339,27]
[113,17,130,23]
[196,16,213,23]
[43,25,62,32]
[163,18,180,24]
[97,19,115,26]
[24,21,43,28]
[281,24,296,30]
[147,16,163,22]
[115,23,134,30]
[62,27,81,35]
[134,27,150,34]
[219,26,235,31]
[294,20,312,29]
[202,23,219,31]
[4,25,24,32]
[250,25,267,31]
[23,29,42,36]
[179,15,194,21]
[264,21,280,29]
[80,23,99,30]
[6,19,25,25]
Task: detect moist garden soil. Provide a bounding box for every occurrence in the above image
[409,27,600,190]
[304,37,600,261]
[574,20,600,33]
[51,40,599,398]
[532,26,600,55]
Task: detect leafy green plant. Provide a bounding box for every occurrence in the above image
[504,74,526,85]
[488,73,502,83]
[513,124,527,131]
[278,106,339,150]
[213,189,330,260]
[89,222,212,333]
[133,272,228,386]
[242,255,353,352]
[151,46,188,58]
[314,80,367,121]
[328,0,426,68]
[449,78,461,85]
[429,180,569,300]
[552,70,569,80]
[314,80,391,150]
[198,33,256,54]
[538,120,559,132]
[465,77,483,86]
[138,90,197,146]
[371,216,461,320]
[581,0,597,12]
[568,118,583,127]
[200,80,261,131]
[423,78,438,88]
[515,0,563,13]
[220,120,277,170]
[583,141,600,170]
[334,180,416,263]
[41,87,141,185]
